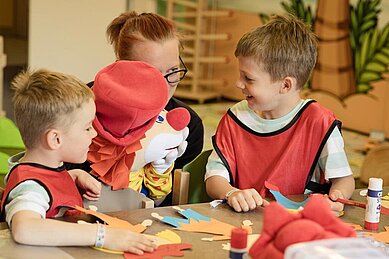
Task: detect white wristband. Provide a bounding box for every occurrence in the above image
[225,188,239,201]
[95,224,106,248]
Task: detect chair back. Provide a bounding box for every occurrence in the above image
[0,152,9,188]
[360,144,389,185]
[173,149,212,204]
[83,183,154,212]
[0,117,24,156]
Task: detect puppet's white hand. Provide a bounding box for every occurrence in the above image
[177,140,188,158]
[151,149,179,174]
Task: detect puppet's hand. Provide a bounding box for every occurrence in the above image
[151,149,178,174]
[177,140,188,158]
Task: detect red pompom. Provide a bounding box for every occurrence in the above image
[166,107,190,131]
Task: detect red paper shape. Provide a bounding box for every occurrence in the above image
[249,195,356,259]
[123,243,192,259]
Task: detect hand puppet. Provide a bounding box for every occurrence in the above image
[87,61,190,199]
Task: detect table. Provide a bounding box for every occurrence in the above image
[2,188,389,259]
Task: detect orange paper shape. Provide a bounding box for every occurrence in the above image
[177,218,235,237]
[242,226,252,235]
[364,226,389,243]
[75,205,146,233]
[347,223,363,231]
[208,235,231,241]
[364,231,389,243]
[123,243,192,259]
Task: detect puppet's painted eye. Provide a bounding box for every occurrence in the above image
[156,115,164,123]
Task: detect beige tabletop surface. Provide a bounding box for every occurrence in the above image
[1,187,389,259]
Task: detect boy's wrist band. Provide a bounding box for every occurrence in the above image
[95,224,106,248]
[224,188,239,201]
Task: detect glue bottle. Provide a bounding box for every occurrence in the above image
[364,177,383,231]
[230,228,248,259]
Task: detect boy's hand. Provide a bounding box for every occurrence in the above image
[227,188,269,212]
[69,169,101,200]
[105,228,157,254]
[326,189,345,214]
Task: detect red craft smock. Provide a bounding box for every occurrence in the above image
[1,163,83,220]
[212,101,340,197]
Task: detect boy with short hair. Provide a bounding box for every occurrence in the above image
[0,69,156,254]
[205,14,355,213]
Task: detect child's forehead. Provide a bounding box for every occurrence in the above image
[62,99,95,125]
[238,56,265,71]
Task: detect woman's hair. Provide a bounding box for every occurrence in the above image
[107,11,178,60]
[11,69,94,149]
[235,14,317,89]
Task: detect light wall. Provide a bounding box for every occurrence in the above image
[29,0,126,82]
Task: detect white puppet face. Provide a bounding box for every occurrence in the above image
[131,109,189,171]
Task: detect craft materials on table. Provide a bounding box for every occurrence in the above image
[264,181,309,210]
[152,206,253,241]
[229,228,248,259]
[74,205,148,233]
[172,206,210,222]
[75,206,193,257]
[365,178,383,231]
[335,198,389,216]
[249,195,356,259]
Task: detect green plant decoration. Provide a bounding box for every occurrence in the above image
[351,0,389,93]
[259,0,314,26]
[259,0,389,94]
[280,0,314,25]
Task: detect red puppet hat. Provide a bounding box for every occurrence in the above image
[92,60,168,146]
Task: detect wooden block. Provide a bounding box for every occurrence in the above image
[172,169,190,205]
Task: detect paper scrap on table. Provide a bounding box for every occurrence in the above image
[265,181,309,209]
[153,208,249,240]
[363,227,389,243]
[75,205,146,233]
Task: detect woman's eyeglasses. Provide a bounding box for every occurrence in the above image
[164,56,188,84]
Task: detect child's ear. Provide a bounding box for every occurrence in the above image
[280,76,297,93]
[46,129,62,150]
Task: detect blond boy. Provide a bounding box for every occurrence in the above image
[0,69,155,254]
